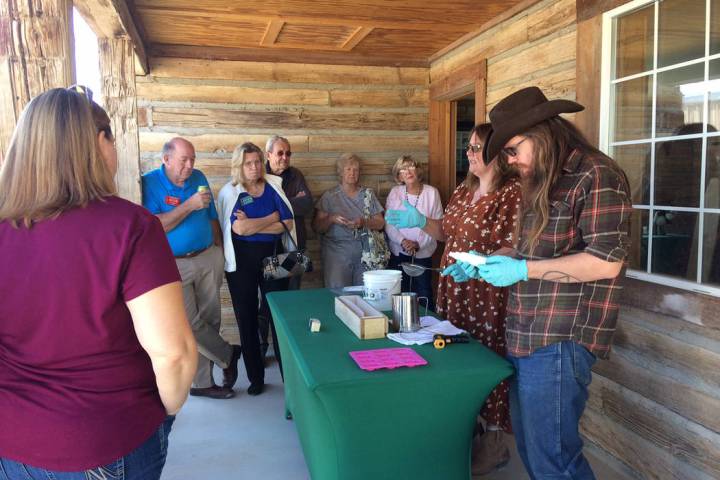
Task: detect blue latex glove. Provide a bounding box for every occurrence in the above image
[385,200,427,229]
[441,263,470,283]
[456,250,484,280]
[477,255,528,287]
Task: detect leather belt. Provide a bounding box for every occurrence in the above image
[174,245,211,259]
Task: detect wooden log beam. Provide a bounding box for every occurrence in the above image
[99,37,141,203]
[74,0,149,75]
[150,43,429,68]
[0,0,74,162]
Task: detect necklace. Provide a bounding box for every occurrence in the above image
[405,184,423,207]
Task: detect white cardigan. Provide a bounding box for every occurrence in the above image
[217,174,297,273]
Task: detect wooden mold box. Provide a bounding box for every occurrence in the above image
[334,295,388,340]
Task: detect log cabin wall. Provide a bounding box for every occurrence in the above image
[135,57,429,335]
[430,0,720,478]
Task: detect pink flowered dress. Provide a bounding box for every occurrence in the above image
[436,179,522,431]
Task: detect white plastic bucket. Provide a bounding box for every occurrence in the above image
[362,269,402,311]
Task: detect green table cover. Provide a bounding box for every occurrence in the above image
[267,288,513,480]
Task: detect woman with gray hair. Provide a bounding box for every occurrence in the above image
[313,153,385,288]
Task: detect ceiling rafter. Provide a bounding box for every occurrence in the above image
[340,26,374,51]
[260,19,285,46]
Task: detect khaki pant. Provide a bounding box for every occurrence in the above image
[176,245,232,388]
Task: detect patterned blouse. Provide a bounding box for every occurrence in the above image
[435,178,522,430]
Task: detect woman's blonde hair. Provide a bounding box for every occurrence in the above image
[464,123,517,193]
[336,153,361,179]
[231,142,265,186]
[0,88,116,227]
[391,155,424,184]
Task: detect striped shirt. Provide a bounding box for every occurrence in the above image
[506,148,632,359]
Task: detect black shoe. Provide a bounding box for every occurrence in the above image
[222,345,242,388]
[190,385,235,399]
[247,383,264,396]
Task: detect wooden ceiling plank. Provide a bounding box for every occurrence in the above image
[74,0,149,75]
[340,26,374,51]
[260,19,284,46]
[134,6,473,33]
[428,0,543,63]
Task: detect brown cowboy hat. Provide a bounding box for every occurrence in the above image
[482,87,584,165]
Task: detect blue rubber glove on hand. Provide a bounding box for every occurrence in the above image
[456,250,483,280]
[477,255,528,287]
[441,263,470,283]
[385,200,427,229]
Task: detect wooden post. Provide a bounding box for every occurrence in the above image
[0,0,74,161]
[99,37,141,203]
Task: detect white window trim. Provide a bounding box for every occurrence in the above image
[600,0,720,297]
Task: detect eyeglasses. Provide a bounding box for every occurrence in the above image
[400,166,417,172]
[466,143,482,153]
[274,150,292,158]
[502,138,527,157]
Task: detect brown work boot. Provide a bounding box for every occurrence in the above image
[471,430,510,476]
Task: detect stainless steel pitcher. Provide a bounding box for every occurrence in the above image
[391,292,428,333]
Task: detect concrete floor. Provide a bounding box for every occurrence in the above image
[162,355,638,480]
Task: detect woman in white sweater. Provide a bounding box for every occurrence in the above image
[217,142,296,395]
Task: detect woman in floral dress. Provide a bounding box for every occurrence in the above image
[386,123,521,475]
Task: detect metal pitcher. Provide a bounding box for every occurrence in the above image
[391,292,429,333]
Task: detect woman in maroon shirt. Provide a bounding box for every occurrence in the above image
[0,88,197,479]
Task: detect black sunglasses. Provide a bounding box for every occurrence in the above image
[501,138,527,158]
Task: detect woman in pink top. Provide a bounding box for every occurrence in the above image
[384,155,443,310]
[0,88,197,479]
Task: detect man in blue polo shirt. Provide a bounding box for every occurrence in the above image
[143,137,241,399]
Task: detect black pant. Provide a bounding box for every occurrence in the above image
[225,238,288,385]
[388,253,435,312]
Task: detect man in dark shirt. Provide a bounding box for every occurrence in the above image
[260,135,314,357]
[455,87,632,479]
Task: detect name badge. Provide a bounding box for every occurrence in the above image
[240,196,254,206]
[165,196,181,206]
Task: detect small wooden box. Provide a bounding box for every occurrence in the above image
[334,296,388,340]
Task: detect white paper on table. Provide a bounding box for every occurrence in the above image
[387,316,466,345]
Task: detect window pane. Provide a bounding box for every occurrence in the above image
[712,0,720,54]
[654,137,703,207]
[613,75,653,142]
[658,0,706,68]
[710,60,720,131]
[702,213,720,285]
[612,143,651,204]
[707,135,720,208]
[614,5,654,79]
[631,208,649,271]
[649,210,698,280]
[656,63,705,138]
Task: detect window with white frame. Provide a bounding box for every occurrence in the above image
[600,0,720,294]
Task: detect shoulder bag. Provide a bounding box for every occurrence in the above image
[262,222,313,281]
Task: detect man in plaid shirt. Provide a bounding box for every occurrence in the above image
[455,87,632,480]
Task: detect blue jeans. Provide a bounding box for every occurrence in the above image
[508,342,597,480]
[0,415,175,480]
[388,253,435,312]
